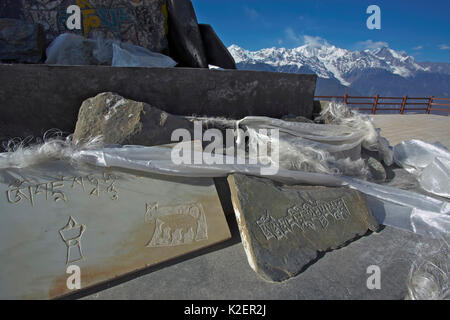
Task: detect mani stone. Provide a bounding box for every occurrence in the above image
[0,18,45,63]
[227,174,379,282]
[198,24,236,70]
[1,0,168,53]
[73,92,193,147]
[0,157,231,299]
[167,0,208,68]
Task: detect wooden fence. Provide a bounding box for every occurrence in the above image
[314,94,450,114]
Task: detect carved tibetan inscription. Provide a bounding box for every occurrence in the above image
[227,174,379,282]
[0,160,230,299]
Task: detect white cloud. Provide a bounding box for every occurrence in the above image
[439,44,450,50]
[412,45,423,50]
[355,39,389,50]
[284,29,329,47]
[303,35,330,48]
[284,27,302,45]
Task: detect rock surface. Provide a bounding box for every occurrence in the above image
[0,159,230,299]
[366,156,387,182]
[227,173,379,282]
[198,24,236,70]
[167,0,207,68]
[73,92,193,146]
[0,18,45,63]
[0,0,168,53]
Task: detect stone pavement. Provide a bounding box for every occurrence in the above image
[73,212,441,300]
[373,114,450,149]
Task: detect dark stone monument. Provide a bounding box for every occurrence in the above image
[199,24,236,70]
[0,18,46,63]
[0,64,317,145]
[0,0,169,53]
[166,0,208,68]
[0,0,25,20]
[227,174,379,282]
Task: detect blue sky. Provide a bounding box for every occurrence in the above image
[192,0,450,63]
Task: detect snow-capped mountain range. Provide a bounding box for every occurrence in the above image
[228,44,450,97]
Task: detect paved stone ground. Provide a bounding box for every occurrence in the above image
[71,213,442,300]
[373,114,450,149]
[69,114,447,300]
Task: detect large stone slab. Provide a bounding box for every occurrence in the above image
[0,64,317,146]
[0,18,46,63]
[166,0,207,68]
[0,0,168,53]
[0,158,231,299]
[227,174,379,282]
[198,24,236,70]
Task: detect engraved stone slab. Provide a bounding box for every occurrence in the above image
[0,160,231,299]
[227,174,379,282]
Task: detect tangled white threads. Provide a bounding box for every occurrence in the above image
[319,101,393,165]
[234,102,386,177]
[0,130,104,169]
[193,103,387,178]
[318,100,378,148]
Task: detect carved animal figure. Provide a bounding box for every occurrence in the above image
[147,204,207,247]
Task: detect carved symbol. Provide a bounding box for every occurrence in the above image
[145,203,208,247]
[59,216,86,265]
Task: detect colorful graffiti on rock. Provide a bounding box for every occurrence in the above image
[57,0,134,38]
[12,0,168,52]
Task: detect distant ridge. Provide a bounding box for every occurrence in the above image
[228,44,450,97]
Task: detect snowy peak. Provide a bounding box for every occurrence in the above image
[228,43,430,86]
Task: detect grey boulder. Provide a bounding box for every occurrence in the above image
[73,92,193,147]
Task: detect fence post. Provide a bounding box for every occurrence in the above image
[400,95,407,114]
[372,94,379,114]
[343,93,348,104]
[426,96,434,114]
